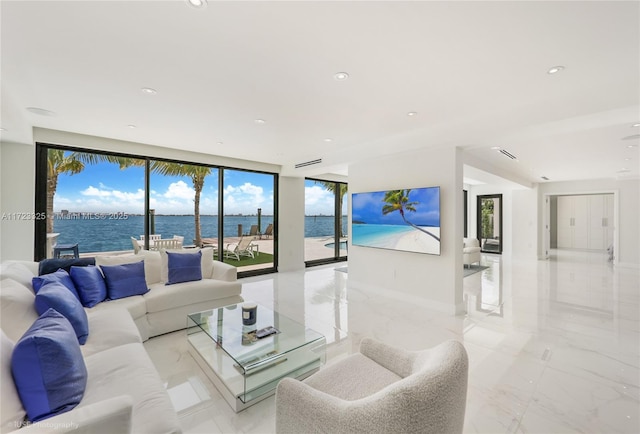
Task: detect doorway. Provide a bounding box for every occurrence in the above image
[477,194,503,254]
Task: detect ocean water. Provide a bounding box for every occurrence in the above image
[53,215,348,253]
[352,224,415,248]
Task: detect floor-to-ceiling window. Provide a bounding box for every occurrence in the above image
[35,143,277,276]
[222,169,276,273]
[304,179,347,265]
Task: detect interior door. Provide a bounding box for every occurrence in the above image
[477,194,503,254]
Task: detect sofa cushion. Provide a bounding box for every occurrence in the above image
[82,343,181,434]
[144,279,242,313]
[70,266,107,308]
[11,309,87,422]
[160,247,214,282]
[86,295,147,322]
[135,250,162,285]
[0,262,36,289]
[303,353,402,401]
[1,331,26,433]
[100,262,149,300]
[0,278,39,343]
[34,282,89,345]
[31,269,80,301]
[81,308,142,358]
[166,250,202,285]
[38,258,95,276]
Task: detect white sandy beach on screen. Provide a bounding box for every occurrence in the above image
[392,227,441,254]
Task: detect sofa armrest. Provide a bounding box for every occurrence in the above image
[359,337,417,378]
[13,396,133,434]
[211,260,237,282]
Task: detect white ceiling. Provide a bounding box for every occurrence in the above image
[1,1,639,183]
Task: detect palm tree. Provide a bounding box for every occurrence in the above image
[150,162,212,247]
[315,181,348,237]
[47,150,85,233]
[47,150,139,233]
[381,189,440,241]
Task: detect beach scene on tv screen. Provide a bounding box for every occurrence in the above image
[352,187,440,255]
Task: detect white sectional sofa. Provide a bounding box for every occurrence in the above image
[0,247,243,434]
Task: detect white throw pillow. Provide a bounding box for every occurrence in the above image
[134,250,162,285]
[1,331,26,432]
[160,247,214,282]
[0,278,39,342]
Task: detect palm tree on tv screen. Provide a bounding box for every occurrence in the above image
[381,189,440,241]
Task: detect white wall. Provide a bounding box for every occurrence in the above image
[348,146,464,315]
[0,142,36,261]
[538,178,640,268]
[278,177,305,271]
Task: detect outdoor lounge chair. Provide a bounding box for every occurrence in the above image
[131,236,142,253]
[224,236,258,261]
[245,225,259,237]
[262,223,273,239]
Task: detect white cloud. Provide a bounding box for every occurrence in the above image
[305,185,335,215]
[224,182,270,215]
[81,185,112,197]
[164,181,194,200]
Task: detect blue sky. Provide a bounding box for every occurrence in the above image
[352,187,440,226]
[54,161,279,215]
[54,159,339,216]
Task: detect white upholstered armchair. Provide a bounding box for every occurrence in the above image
[275,338,468,434]
[463,237,481,268]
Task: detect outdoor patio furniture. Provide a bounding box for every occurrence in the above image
[151,238,183,251]
[53,243,79,259]
[262,223,273,239]
[224,236,258,261]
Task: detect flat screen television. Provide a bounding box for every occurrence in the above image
[351,186,440,255]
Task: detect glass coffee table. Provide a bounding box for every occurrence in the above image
[187,303,326,412]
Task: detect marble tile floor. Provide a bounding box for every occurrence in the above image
[144,250,639,433]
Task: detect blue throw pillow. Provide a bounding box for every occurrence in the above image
[69,266,107,308]
[39,258,95,276]
[32,269,80,301]
[167,251,202,285]
[100,261,148,300]
[11,309,87,422]
[34,283,89,345]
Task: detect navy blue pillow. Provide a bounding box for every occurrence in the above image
[39,258,95,276]
[11,309,87,422]
[69,266,107,308]
[100,261,148,300]
[34,283,89,345]
[32,269,80,301]
[167,251,202,285]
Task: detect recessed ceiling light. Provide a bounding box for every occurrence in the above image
[334,72,349,81]
[127,124,137,129]
[254,119,266,124]
[324,138,333,142]
[216,141,223,145]
[407,112,417,117]
[627,144,638,148]
[141,87,157,95]
[490,146,501,150]
[547,66,565,74]
[26,107,56,116]
[624,158,631,161]
[186,0,207,8]
[0,128,5,132]
[632,123,640,127]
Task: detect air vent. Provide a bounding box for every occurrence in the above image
[295,158,322,169]
[541,176,550,181]
[499,149,518,160]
